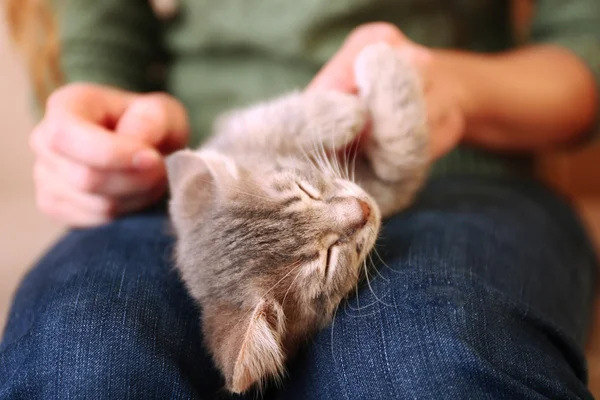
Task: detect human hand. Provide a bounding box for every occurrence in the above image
[30,83,189,227]
[308,22,469,161]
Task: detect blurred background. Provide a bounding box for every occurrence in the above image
[1,6,600,395]
[0,15,64,332]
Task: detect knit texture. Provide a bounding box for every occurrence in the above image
[52,0,600,178]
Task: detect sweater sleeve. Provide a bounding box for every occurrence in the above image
[53,0,166,93]
[528,0,600,141]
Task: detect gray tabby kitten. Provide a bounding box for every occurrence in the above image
[165,43,429,394]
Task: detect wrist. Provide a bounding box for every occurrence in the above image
[428,49,488,133]
[428,46,599,151]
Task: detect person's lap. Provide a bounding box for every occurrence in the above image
[1,175,597,399]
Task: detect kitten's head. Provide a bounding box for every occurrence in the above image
[166,149,380,393]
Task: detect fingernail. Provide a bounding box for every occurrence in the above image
[132,149,161,169]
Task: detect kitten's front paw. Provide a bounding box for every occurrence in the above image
[354,43,429,183]
[300,91,368,151]
[354,42,415,100]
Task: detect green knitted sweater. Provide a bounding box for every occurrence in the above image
[52,0,600,178]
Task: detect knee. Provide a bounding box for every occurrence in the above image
[1,264,202,398]
[0,287,140,396]
[0,215,206,397]
[283,276,591,399]
[389,277,589,398]
[2,215,177,346]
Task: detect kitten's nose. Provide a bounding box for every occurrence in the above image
[357,198,371,225]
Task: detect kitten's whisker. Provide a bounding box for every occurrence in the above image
[366,225,386,242]
[317,126,336,178]
[305,145,320,169]
[344,305,379,318]
[330,302,340,367]
[371,246,397,274]
[312,127,325,169]
[346,297,377,312]
[311,129,331,177]
[364,227,395,275]
[368,252,389,282]
[282,261,306,307]
[298,141,318,170]
[353,279,361,312]
[260,260,304,300]
[343,144,352,181]
[350,135,360,183]
[230,260,304,333]
[362,259,393,307]
[328,123,343,179]
[338,142,348,181]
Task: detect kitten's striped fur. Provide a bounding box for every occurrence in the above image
[165,43,429,395]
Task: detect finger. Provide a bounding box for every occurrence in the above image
[34,162,116,227]
[46,83,137,125]
[40,147,166,196]
[115,93,190,155]
[40,113,162,171]
[308,23,408,92]
[34,161,119,218]
[35,161,165,227]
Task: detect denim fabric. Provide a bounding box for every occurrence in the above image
[1,176,597,399]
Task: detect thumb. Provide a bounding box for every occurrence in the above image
[308,23,408,93]
[116,93,190,155]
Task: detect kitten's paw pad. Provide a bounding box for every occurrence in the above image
[301,91,368,150]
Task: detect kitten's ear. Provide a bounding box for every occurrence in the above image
[165,149,240,194]
[165,149,204,193]
[226,298,287,394]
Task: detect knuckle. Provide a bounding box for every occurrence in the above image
[46,83,96,111]
[44,117,67,153]
[35,191,56,216]
[145,91,173,106]
[138,94,170,123]
[45,87,69,111]
[349,22,402,44]
[142,92,189,130]
[46,85,76,111]
[72,166,105,192]
[95,197,117,218]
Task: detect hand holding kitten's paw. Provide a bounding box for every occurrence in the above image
[354,42,429,183]
[309,22,469,168]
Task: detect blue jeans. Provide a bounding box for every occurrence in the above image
[1,176,597,399]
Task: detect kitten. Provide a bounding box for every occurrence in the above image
[165,43,429,395]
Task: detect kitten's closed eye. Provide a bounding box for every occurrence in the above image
[324,243,340,279]
[296,181,321,200]
[320,234,342,279]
